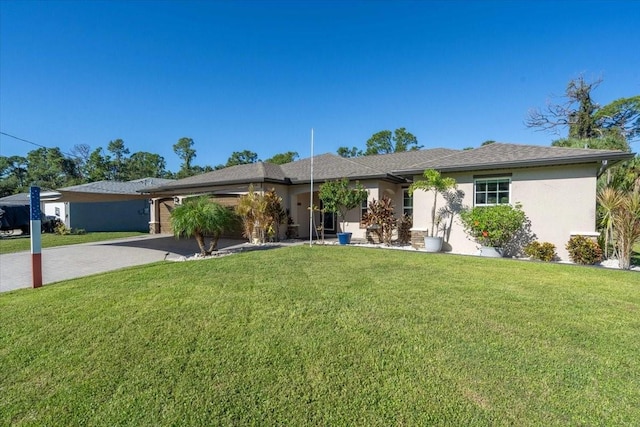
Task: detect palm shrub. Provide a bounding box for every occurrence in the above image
[459,203,528,249]
[409,169,457,237]
[170,196,237,256]
[361,196,397,245]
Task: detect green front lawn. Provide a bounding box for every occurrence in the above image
[1,246,638,425]
[0,231,147,254]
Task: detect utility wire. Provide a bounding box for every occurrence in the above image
[0,131,76,158]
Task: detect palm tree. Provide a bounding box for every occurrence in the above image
[409,169,457,237]
[170,196,237,256]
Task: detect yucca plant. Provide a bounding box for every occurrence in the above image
[236,185,267,243]
[597,187,624,259]
[613,190,640,270]
[170,196,237,256]
[263,189,286,241]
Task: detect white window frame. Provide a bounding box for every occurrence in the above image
[402,188,413,217]
[361,198,368,220]
[474,177,511,206]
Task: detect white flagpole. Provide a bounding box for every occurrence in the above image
[309,128,314,247]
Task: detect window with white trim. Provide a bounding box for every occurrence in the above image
[474,177,511,206]
[402,189,413,216]
[361,199,368,219]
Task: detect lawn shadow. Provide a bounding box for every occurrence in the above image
[104,236,248,257]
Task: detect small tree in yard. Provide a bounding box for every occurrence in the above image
[318,178,368,233]
[171,196,237,256]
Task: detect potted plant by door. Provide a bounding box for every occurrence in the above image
[319,178,368,244]
[409,169,457,252]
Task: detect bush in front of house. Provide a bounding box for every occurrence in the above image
[459,203,528,249]
[524,241,557,262]
[361,196,397,245]
[565,235,603,265]
[397,213,412,245]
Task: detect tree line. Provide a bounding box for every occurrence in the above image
[0,136,299,197]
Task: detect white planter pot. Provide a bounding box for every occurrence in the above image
[479,246,503,258]
[423,236,443,252]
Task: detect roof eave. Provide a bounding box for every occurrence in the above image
[393,152,636,175]
[289,173,409,185]
[140,177,290,195]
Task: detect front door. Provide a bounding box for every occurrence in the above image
[319,201,335,233]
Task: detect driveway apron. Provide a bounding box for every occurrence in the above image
[0,235,243,293]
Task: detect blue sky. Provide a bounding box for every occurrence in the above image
[1,0,639,172]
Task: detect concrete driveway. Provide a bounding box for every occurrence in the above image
[0,235,247,293]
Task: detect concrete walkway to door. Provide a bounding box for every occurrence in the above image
[0,234,250,293]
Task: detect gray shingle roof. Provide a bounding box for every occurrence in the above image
[280,153,403,183]
[148,162,289,192]
[351,148,458,172]
[0,190,62,204]
[394,142,633,173]
[60,178,175,195]
[143,143,634,194]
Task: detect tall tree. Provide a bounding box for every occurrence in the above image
[226,150,259,167]
[526,77,639,142]
[337,127,422,157]
[265,151,298,165]
[551,136,630,152]
[593,96,640,141]
[0,155,28,196]
[336,146,362,158]
[127,151,167,179]
[26,147,79,189]
[364,130,394,155]
[173,137,197,178]
[70,143,91,181]
[107,139,130,181]
[528,77,639,192]
[85,148,111,182]
[390,127,422,153]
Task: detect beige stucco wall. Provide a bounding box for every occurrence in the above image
[288,180,386,238]
[410,165,599,260]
